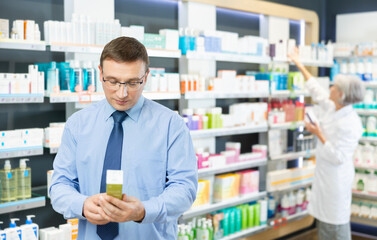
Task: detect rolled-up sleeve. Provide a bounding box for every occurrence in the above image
[50,117,88,220]
[141,114,198,224]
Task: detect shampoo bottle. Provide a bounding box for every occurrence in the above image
[0,160,17,203]
[17,158,31,200]
[0,221,6,240]
[21,215,38,240]
[4,218,21,240]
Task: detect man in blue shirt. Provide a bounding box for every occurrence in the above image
[50,37,198,239]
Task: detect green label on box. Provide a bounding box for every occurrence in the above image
[107,184,122,200]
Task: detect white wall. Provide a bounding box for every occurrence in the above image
[336,11,377,42]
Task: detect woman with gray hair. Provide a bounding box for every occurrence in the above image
[289,51,364,240]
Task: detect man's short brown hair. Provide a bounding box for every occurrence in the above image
[100,37,149,72]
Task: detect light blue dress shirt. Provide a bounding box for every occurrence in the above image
[50,95,198,240]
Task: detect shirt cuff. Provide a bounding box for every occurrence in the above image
[73,194,89,220]
[140,198,159,224]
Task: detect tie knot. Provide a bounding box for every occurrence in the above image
[112,111,128,123]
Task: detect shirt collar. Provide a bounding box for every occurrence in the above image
[334,104,353,118]
[103,95,145,122]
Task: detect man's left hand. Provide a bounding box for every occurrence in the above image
[98,193,145,223]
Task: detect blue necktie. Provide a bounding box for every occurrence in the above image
[97,111,127,240]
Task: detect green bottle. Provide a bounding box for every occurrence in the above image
[247,205,255,228]
[254,203,261,226]
[0,160,17,203]
[240,205,248,230]
[16,159,31,200]
[207,219,213,240]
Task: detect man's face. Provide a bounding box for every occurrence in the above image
[99,59,148,111]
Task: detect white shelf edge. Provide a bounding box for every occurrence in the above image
[0,196,46,214]
[185,51,271,64]
[269,149,315,161]
[0,147,43,159]
[48,92,105,103]
[273,57,333,67]
[269,210,309,226]
[198,158,267,177]
[270,90,310,98]
[184,92,269,99]
[363,82,377,88]
[219,225,267,240]
[0,94,44,103]
[355,109,377,115]
[147,48,181,58]
[359,137,377,143]
[143,92,181,100]
[268,181,313,194]
[354,164,377,171]
[181,191,266,220]
[351,216,377,227]
[352,190,377,200]
[190,124,268,138]
[269,121,305,130]
[0,39,46,51]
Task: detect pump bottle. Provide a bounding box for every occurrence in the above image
[4,218,21,240]
[0,160,17,203]
[0,221,6,240]
[17,158,31,200]
[20,215,38,240]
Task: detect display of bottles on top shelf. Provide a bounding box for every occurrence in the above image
[0,158,32,204]
[0,19,41,42]
[267,187,311,220]
[180,200,267,240]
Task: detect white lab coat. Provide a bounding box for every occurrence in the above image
[306,77,363,225]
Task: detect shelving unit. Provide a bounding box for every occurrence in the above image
[351,216,377,228]
[0,94,44,103]
[184,91,269,99]
[220,225,267,240]
[354,164,377,171]
[190,124,268,139]
[0,196,46,214]
[352,191,377,200]
[355,109,377,115]
[270,90,310,98]
[273,57,333,67]
[0,146,44,159]
[0,39,46,51]
[269,149,315,161]
[185,50,271,64]
[269,210,309,227]
[364,82,377,88]
[359,137,377,143]
[143,92,181,100]
[268,182,312,194]
[181,191,266,220]
[198,158,267,177]
[269,121,305,130]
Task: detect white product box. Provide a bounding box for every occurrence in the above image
[159,74,168,92]
[25,20,35,41]
[0,19,9,39]
[0,74,10,94]
[29,65,39,94]
[0,130,22,139]
[130,25,144,42]
[59,223,72,240]
[0,138,21,150]
[159,29,179,50]
[150,73,159,92]
[208,155,226,168]
[14,20,24,40]
[47,170,54,198]
[39,227,57,240]
[21,128,44,139]
[20,138,43,148]
[167,73,180,92]
[255,80,269,93]
[38,72,45,94]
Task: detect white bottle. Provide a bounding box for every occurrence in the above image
[288,191,296,215]
[21,215,38,240]
[4,218,21,240]
[281,194,289,217]
[0,221,6,240]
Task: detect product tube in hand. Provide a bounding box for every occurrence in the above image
[106,170,123,199]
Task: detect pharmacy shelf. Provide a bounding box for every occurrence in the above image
[48,43,182,58]
[48,43,103,53]
[147,48,181,58]
[190,124,268,139]
[269,210,309,227]
[143,92,181,100]
[351,216,377,228]
[273,57,333,67]
[269,121,305,130]
[0,146,43,159]
[0,94,44,103]
[359,137,377,143]
[45,146,59,154]
[268,181,312,194]
[363,82,377,88]
[355,109,377,115]
[270,90,310,98]
[352,190,377,201]
[48,92,105,103]
[354,164,377,171]
[181,191,266,220]
[220,225,267,240]
[185,51,271,64]
[0,39,46,51]
[198,158,267,178]
[269,149,315,161]
[0,196,46,214]
[184,91,269,99]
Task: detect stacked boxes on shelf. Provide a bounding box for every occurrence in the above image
[144,68,180,93]
[44,123,65,149]
[0,128,43,151]
[0,18,41,41]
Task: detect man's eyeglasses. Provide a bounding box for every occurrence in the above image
[102,72,147,91]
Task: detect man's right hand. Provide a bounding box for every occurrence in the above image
[83,194,110,225]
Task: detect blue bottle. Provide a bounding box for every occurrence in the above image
[47,62,60,95]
